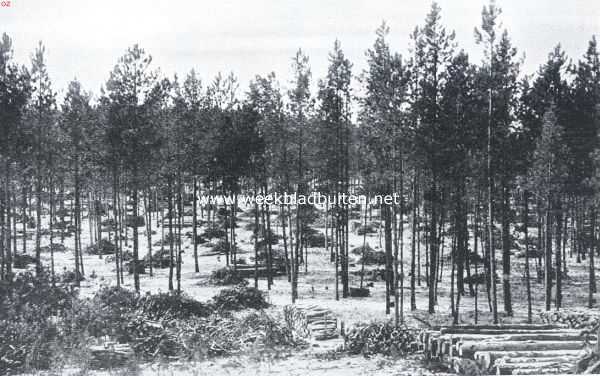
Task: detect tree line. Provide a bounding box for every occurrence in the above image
[1,1,600,326]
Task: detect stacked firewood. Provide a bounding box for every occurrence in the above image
[88,342,134,369]
[540,310,600,330]
[344,322,416,356]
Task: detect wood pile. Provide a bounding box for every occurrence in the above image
[540,310,600,330]
[88,342,134,369]
[418,324,594,375]
[234,264,285,278]
[284,304,338,341]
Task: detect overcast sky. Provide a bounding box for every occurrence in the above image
[1,0,599,100]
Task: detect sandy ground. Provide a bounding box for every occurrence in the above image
[14,201,599,375]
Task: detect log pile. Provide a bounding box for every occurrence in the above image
[540,310,600,331]
[418,324,593,375]
[284,304,338,341]
[88,342,134,369]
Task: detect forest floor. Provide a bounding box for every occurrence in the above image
[16,202,597,375]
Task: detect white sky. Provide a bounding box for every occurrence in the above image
[1,0,599,101]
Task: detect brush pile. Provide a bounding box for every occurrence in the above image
[209,266,247,286]
[85,239,116,255]
[212,284,269,311]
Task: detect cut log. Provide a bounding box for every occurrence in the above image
[88,342,134,369]
[440,328,583,335]
[495,361,573,375]
[474,349,585,369]
[458,340,585,357]
[440,332,593,343]
[436,324,566,331]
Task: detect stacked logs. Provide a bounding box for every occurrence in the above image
[540,310,600,330]
[284,304,338,341]
[418,324,592,375]
[88,342,134,369]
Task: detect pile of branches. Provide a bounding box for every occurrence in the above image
[212,284,269,311]
[344,321,417,357]
[209,239,237,255]
[40,243,67,253]
[351,244,385,265]
[146,249,171,268]
[540,310,600,330]
[13,253,37,268]
[202,225,227,239]
[209,266,247,286]
[85,239,116,255]
[137,292,213,321]
[0,271,77,373]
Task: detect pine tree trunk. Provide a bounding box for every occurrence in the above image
[74,157,81,284]
[113,169,120,287]
[35,167,42,275]
[545,201,552,311]
[193,176,199,273]
[555,203,563,310]
[589,206,596,309]
[168,178,174,291]
[253,198,259,288]
[502,181,512,316]
[132,184,140,292]
[428,181,437,314]
[144,188,153,277]
[385,203,393,314]
[411,174,417,311]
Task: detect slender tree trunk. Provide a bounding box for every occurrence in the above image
[193,176,199,273]
[589,206,596,309]
[144,188,153,277]
[545,200,552,311]
[113,169,120,287]
[502,181,512,316]
[168,178,174,291]
[524,191,532,323]
[411,173,417,311]
[35,165,42,275]
[428,180,438,314]
[555,203,562,310]
[132,183,140,292]
[74,157,81,284]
